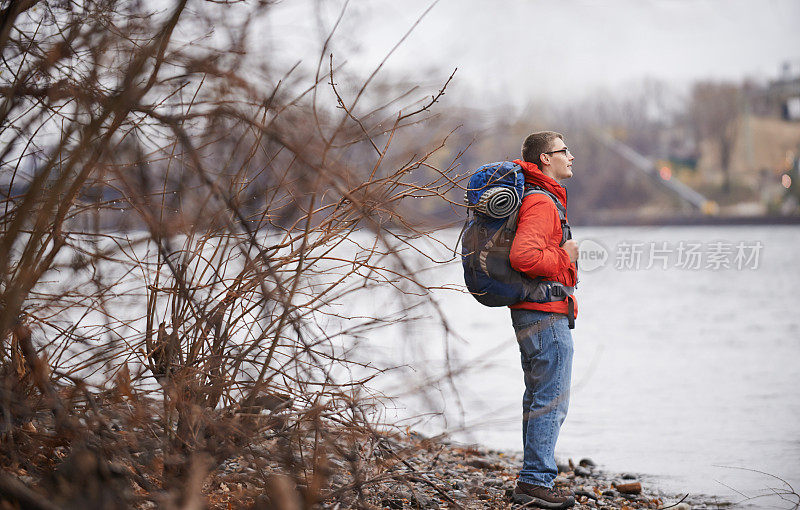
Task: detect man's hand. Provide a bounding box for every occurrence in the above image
[562,239,579,263]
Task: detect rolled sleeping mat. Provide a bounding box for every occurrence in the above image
[475,186,520,218]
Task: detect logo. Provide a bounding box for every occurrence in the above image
[578,239,609,272]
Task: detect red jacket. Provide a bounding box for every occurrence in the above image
[508,159,578,317]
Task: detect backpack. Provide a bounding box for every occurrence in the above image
[461,161,574,308]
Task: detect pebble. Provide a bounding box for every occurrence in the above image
[449,479,464,489]
[484,478,504,487]
[465,458,496,469]
[579,458,597,468]
[413,494,436,508]
[574,466,592,477]
[615,481,642,494]
[218,459,244,473]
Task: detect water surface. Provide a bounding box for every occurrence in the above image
[368,225,800,505]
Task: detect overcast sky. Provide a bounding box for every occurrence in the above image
[277,0,800,107]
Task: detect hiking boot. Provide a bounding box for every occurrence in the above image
[512,481,575,509]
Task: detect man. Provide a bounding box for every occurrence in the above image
[508,131,579,509]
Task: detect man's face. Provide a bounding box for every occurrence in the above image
[541,139,574,181]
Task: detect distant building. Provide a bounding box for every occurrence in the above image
[730,116,800,185]
[695,62,800,198]
[766,60,800,121]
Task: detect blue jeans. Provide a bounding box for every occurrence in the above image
[510,309,574,487]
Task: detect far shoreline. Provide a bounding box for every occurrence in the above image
[571,215,800,227]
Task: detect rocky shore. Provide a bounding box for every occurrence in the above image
[207,431,729,509]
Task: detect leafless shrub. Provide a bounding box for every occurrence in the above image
[0,1,462,508]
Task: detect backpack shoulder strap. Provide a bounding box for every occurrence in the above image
[522,186,566,220]
[522,186,572,245]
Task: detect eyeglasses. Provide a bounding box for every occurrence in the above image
[544,147,571,156]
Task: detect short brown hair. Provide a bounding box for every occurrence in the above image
[521,131,563,167]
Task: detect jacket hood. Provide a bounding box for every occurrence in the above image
[513,159,567,207]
